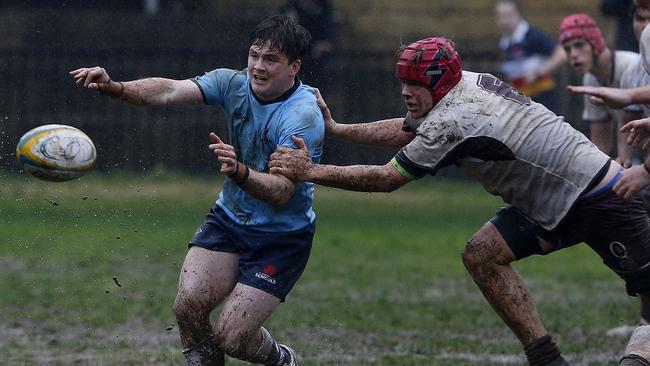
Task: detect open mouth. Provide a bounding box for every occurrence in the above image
[253,74,267,83]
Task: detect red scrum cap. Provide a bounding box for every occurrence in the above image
[559,13,606,56]
[396,37,462,105]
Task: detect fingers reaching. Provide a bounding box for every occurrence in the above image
[291,135,309,151]
[209,132,223,144]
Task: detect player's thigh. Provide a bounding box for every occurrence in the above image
[215,283,281,339]
[176,246,240,308]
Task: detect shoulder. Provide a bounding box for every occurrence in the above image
[615,51,640,70]
[196,68,246,87]
[279,86,323,125]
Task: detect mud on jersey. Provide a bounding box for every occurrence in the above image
[393,71,610,230]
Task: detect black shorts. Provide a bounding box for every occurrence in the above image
[491,189,650,296]
[190,205,315,301]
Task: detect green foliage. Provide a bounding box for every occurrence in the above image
[0,173,635,365]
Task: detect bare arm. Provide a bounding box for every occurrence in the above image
[589,120,614,156]
[617,111,643,167]
[567,85,643,109]
[315,88,415,148]
[269,136,412,192]
[69,66,203,106]
[209,133,294,207]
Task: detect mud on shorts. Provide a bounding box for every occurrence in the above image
[190,205,315,301]
[490,189,650,296]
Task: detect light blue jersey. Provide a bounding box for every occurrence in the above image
[193,68,324,232]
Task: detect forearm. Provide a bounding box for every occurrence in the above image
[231,164,295,207]
[103,78,199,106]
[329,118,414,148]
[590,122,614,156]
[305,163,406,192]
[629,85,650,105]
[618,112,641,166]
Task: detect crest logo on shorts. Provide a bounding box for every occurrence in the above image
[263,264,278,276]
[255,264,278,284]
[609,241,628,259]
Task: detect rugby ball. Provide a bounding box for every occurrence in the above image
[16,124,97,182]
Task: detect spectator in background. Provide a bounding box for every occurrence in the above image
[494,0,566,114]
[280,0,336,87]
[602,0,639,52]
[560,13,639,160]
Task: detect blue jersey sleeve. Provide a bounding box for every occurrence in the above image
[277,89,325,163]
[193,68,241,106]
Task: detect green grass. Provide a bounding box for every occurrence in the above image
[0,171,636,365]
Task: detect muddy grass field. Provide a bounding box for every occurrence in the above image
[0,172,636,365]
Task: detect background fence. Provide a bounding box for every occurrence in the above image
[0,6,585,175]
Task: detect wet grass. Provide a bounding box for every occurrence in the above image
[0,171,636,365]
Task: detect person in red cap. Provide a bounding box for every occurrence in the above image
[269,36,650,366]
[560,13,640,165]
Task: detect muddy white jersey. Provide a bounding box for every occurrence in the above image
[393,71,610,230]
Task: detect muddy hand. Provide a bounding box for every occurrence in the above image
[269,135,313,181]
[69,66,112,91]
[613,165,650,201]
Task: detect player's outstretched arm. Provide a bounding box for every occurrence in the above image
[567,85,635,109]
[209,133,295,208]
[269,136,412,192]
[315,89,414,148]
[69,66,203,106]
[621,117,650,150]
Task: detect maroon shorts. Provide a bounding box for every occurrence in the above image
[491,189,650,296]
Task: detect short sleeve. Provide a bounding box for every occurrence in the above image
[397,118,464,176]
[193,68,240,106]
[582,74,610,123]
[621,60,645,113]
[277,91,325,163]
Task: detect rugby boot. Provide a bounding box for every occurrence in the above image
[278,344,299,366]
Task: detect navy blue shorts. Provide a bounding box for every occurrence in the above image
[491,189,650,296]
[190,205,315,301]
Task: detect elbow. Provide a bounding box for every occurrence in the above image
[383,181,402,193]
[269,185,295,208]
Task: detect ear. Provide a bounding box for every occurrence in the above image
[289,59,302,77]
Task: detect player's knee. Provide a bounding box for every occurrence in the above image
[461,237,501,270]
[462,228,514,270]
[173,290,211,323]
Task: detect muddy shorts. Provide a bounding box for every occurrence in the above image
[491,189,650,296]
[190,205,315,301]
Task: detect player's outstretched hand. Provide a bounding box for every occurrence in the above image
[269,135,313,181]
[69,66,112,91]
[314,88,337,134]
[613,165,650,201]
[621,117,650,150]
[567,85,632,109]
[208,132,238,176]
